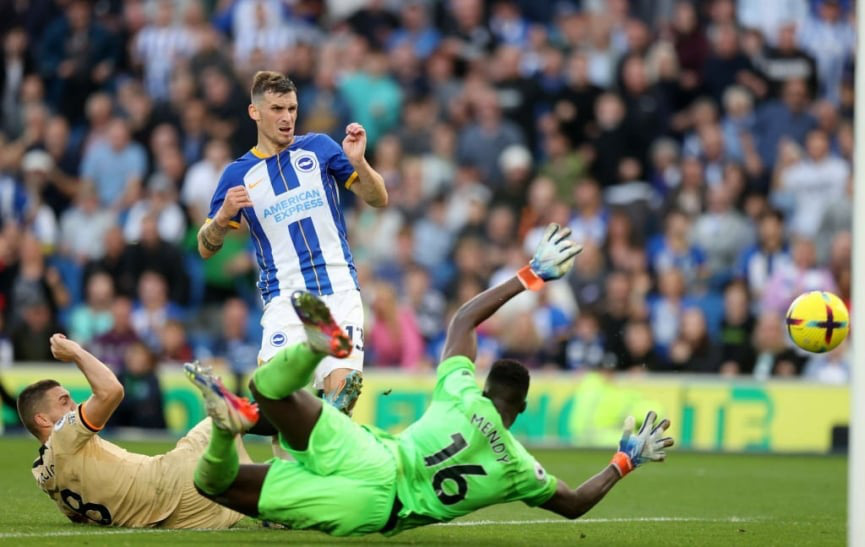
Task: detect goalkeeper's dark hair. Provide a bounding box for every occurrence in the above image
[485,359,530,405]
[250,71,297,103]
[17,379,60,437]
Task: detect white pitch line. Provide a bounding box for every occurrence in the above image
[437,516,760,527]
[0,517,760,538]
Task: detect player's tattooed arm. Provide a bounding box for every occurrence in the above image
[198,220,228,254]
[198,186,253,259]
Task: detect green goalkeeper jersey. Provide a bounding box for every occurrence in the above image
[382,355,558,534]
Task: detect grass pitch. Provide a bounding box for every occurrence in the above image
[0,436,845,546]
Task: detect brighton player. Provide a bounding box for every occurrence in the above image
[17,334,260,528]
[198,71,387,413]
[186,224,674,535]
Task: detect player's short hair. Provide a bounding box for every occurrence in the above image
[485,359,530,405]
[250,71,297,103]
[17,379,61,437]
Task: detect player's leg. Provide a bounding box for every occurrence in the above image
[318,290,365,414]
[322,368,363,415]
[249,290,352,450]
[185,362,269,514]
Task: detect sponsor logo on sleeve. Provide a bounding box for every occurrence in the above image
[534,461,547,481]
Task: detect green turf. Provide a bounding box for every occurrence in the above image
[0,436,846,546]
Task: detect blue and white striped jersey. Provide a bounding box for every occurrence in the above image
[207,133,359,304]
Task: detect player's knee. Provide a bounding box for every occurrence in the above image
[193,480,217,501]
[248,377,265,401]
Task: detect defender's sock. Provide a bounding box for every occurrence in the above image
[252,343,324,400]
[194,422,239,496]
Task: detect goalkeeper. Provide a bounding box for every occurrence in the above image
[186,223,675,536]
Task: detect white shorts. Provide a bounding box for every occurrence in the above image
[258,289,365,389]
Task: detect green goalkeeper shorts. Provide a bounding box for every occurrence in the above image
[257,403,398,536]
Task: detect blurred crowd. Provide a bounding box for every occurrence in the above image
[0,0,856,416]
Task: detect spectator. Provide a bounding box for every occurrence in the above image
[761,236,838,315]
[563,312,606,371]
[403,265,446,346]
[568,242,607,312]
[1,27,35,137]
[80,117,147,211]
[388,1,440,60]
[776,129,848,238]
[367,283,425,369]
[89,296,139,373]
[68,271,114,345]
[38,115,81,216]
[648,209,707,292]
[38,0,116,124]
[130,270,183,352]
[457,86,524,186]
[758,23,818,99]
[58,184,116,264]
[736,209,793,311]
[720,86,757,165]
[718,281,757,375]
[618,319,661,371]
[648,267,693,359]
[111,340,166,429]
[754,77,817,167]
[538,127,585,200]
[232,0,298,67]
[589,92,638,186]
[11,298,57,362]
[9,232,68,324]
[552,52,603,147]
[124,177,187,245]
[701,23,762,104]
[803,341,849,383]
[19,150,59,249]
[669,307,721,373]
[692,183,755,284]
[798,0,855,103]
[122,214,189,305]
[338,49,403,150]
[211,297,259,395]
[159,319,193,364]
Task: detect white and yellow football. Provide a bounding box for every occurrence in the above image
[785,291,850,353]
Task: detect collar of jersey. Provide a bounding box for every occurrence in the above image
[251,136,308,159]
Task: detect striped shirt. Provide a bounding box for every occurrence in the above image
[207,133,359,304]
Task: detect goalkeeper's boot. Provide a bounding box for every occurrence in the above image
[324,370,363,416]
[290,290,352,358]
[184,361,259,434]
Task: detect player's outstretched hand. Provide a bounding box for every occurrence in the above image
[610,410,674,477]
[342,123,367,165]
[50,333,83,363]
[216,186,253,225]
[530,223,582,281]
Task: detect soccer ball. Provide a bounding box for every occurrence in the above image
[785,291,850,353]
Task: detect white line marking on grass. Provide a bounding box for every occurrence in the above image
[437,517,761,527]
[0,517,761,538]
[0,528,246,539]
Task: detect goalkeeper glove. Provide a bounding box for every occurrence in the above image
[610,410,674,477]
[517,223,582,291]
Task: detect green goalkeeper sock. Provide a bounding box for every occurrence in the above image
[252,342,324,400]
[194,422,239,496]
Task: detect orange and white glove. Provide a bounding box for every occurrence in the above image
[517,223,582,291]
[610,411,674,477]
